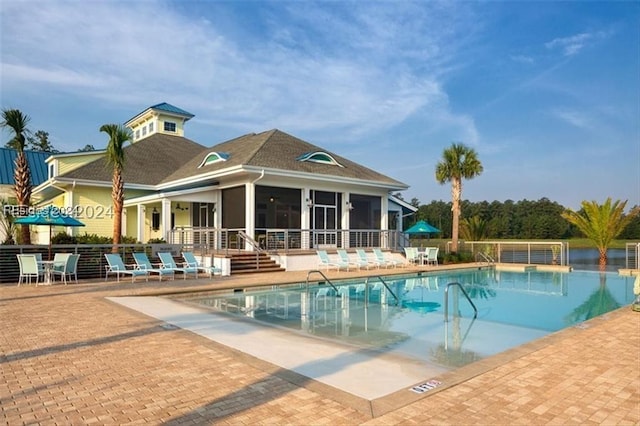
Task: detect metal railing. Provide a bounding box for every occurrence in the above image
[168,227,403,253]
[625,242,640,270]
[457,241,568,266]
[306,270,339,293]
[364,275,398,305]
[444,282,478,322]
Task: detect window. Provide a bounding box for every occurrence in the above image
[148,122,154,133]
[296,151,344,167]
[135,129,140,140]
[48,163,55,179]
[142,126,147,136]
[164,121,177,132]
[197,152,230,168]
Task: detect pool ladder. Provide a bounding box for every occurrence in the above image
[444,282,478,322]
[305,271,398,305]
[306,270,339,293]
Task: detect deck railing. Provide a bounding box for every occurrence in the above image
[625,242,640,270]
[454,241,569,266]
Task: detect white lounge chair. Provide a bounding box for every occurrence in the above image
[182,251,222,278]
[104,253,149,283]
[355,249,378,269]
[336,249,359,271]
[373,248,400,268]
[133,252,175,281]
[316,250,346,271]
[158,252,199,279]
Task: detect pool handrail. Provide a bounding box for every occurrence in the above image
[306,270,339,294]
[365,275,399,305]
[444,282,478,322]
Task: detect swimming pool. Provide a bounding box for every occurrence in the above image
[181,269,636,370]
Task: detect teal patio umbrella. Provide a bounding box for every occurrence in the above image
[404,220,440,235]
[14,206,85,260]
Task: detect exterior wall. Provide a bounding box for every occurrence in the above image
[73,188,115,237]
[56,153,104,176]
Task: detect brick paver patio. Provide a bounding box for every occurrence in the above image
[1,269,639,424]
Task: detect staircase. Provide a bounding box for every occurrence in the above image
[230,252,285,274]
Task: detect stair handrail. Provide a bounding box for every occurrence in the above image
[237,230,263,253]
[444,282,478,322]
[365,275,399,305]
[306,270,339,294]
[475,251,495,264]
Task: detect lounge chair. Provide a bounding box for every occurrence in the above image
[133,252,175,281]
[372,248,401,268]
[104,253,149,283]
[355,249,378,269]
[51,253,80,285]
[336,249,359,271]
[157,252,199,279]
[316,250,346,271]
[182,252,222,278]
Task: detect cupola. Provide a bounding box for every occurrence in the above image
[125,102,194,142]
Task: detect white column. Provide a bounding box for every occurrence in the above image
[137,204,145,243]
[244,183,254,251]
[342,191,350,249]
[302,188,311,249]
[161,198,171,241]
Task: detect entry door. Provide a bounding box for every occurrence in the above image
[313,205,337,247]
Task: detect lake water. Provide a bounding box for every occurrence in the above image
[569,248,628,271]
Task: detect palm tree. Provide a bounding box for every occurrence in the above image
[561,198,640,270]
[435,143,483,253]
[100,124,132,247]
[460,215,489,241]
[2,109,32,244]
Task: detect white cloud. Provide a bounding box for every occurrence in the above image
[551,108,592,130]
[0,0,479,144]
[544,31,608,56]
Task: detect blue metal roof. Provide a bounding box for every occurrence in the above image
[149,103,194,119]
[0,148,49,187]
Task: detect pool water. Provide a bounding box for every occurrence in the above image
[182,269,636,370]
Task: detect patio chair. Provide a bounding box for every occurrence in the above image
[133,252,175,281]
[336,249,359,271]
[372,248,401,268]
[51,253,80,285]
[403,247,420,265]
[182,251,222,278]
[316,250,344,271]
[51,253,71,274]
[104,253,149,283]
[355,249,378,269]
[157,252,199,279]
[17,254,42,286]
[425,247,439,266]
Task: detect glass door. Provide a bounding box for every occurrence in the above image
[313,205,337,247]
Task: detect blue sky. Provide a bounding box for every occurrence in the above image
[1,1,638,210]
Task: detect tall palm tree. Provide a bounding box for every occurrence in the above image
[561,198,639,270]
[100,124,132,247]
[1,109,32,244]
[435,143,483,253]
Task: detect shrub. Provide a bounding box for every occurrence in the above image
[51,232,78,244]
[147,237,166,244]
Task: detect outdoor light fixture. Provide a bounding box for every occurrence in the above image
[151,207,160,231]
[269,196,275,203]
[346,201,354,211]
[175,203,188,211]
[306,198,313,208]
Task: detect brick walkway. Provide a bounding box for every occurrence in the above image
[1,270,639,424]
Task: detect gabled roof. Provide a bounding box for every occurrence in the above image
[61,134,206,185]
[162,129,406,187]
[0,147,49,186]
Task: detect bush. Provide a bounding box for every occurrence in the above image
[147,237,166,244]
[51,232,78,244]
[442,251,474,264]
[76,233,112,244]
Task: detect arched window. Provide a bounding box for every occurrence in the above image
[296,151,343,167]
[198,152,230,168]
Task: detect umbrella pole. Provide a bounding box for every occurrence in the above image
[49,226,52,261]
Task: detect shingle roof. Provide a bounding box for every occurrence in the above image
[161,129,406,187]
[0,148,49,186]
[61,134,206,185]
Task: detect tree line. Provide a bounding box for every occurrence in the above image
[405,197,640,240]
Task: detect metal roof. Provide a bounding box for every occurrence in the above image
[149,103,194,119]
[0,148,49,187]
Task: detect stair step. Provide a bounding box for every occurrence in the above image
[229,252,284,274]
